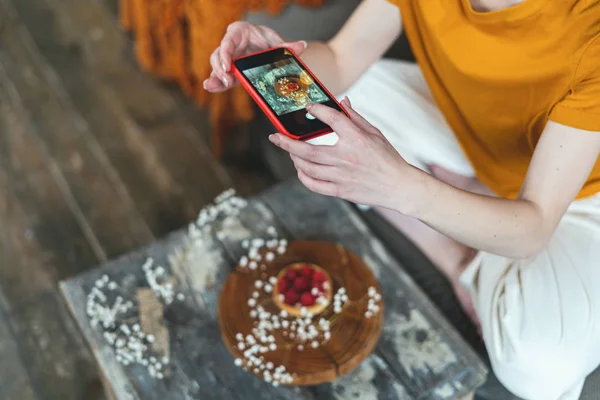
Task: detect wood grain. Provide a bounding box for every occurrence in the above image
[0,0,154,259]
[218,241,383,386]
[0,300,38,400]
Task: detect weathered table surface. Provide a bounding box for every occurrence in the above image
[60,180,487,400]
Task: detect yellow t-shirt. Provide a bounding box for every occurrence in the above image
[388,0,600,199]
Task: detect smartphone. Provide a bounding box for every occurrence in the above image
[232,47,348,142]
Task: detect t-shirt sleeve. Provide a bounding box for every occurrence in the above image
[549,37,600,132]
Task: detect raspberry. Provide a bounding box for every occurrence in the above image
[284,290,299,305]
[311,280,323,291]
[294,277,309,292]
[300,292,316,306]
[300,265,313,278]
[285,269,297,281]
[277,278,289,293]
[312,270,326,282]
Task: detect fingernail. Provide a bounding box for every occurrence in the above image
[203,80,208,90]
[222,76,229,86]
[344,96,352,107]
[306,103,314,110]
[269,134,280,145]
[300,40,308,49]
[222,62,228,72]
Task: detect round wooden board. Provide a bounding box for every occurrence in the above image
[218,241,384,386]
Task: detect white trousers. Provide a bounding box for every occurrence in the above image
[343,59,600,400]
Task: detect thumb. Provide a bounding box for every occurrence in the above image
[281,40,308,55]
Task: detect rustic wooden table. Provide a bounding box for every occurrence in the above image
[60,180,487,400]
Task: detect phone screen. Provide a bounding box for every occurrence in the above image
[234,48,343,137]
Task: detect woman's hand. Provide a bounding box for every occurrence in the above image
[204,21,308,93]
[268,97,419,211]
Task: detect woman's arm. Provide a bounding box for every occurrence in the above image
[204,0,401,95]
[407,121,600,258]
[270,102,600,259]
[300,0,402,95]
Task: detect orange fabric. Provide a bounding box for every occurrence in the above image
[388,0,600,199]
[119,0,323,157]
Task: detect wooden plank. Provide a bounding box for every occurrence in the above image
[7,292,104,400]
[0,79,100,302]
[61,226,315,400]
[260,181,487,399]
[0,176,37,399]
[7,0,240,236]
[311,355,412,400]
[0,160,103,399]
[0,26,104,400]
[0,304,38,400]
[0,0,154,259]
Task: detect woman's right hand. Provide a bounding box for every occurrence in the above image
[203,21,308,93]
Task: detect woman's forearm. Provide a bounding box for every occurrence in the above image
[299,42,348,96]
[296,0,402,96]
[401,169,548,259]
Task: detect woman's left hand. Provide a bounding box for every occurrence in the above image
[268,97,418,211]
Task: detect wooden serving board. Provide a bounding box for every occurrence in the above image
[218,241,384,385]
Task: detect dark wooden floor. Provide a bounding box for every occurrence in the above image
[0,0,274,398]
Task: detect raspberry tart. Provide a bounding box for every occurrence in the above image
[273,263,333,317]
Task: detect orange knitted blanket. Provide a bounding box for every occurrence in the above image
[119,0,323,157]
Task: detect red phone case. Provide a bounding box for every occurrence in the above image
[231,47,348,141]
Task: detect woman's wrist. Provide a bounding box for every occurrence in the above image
[388,165,431,217]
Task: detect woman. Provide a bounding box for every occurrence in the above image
[204,0,600,398]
